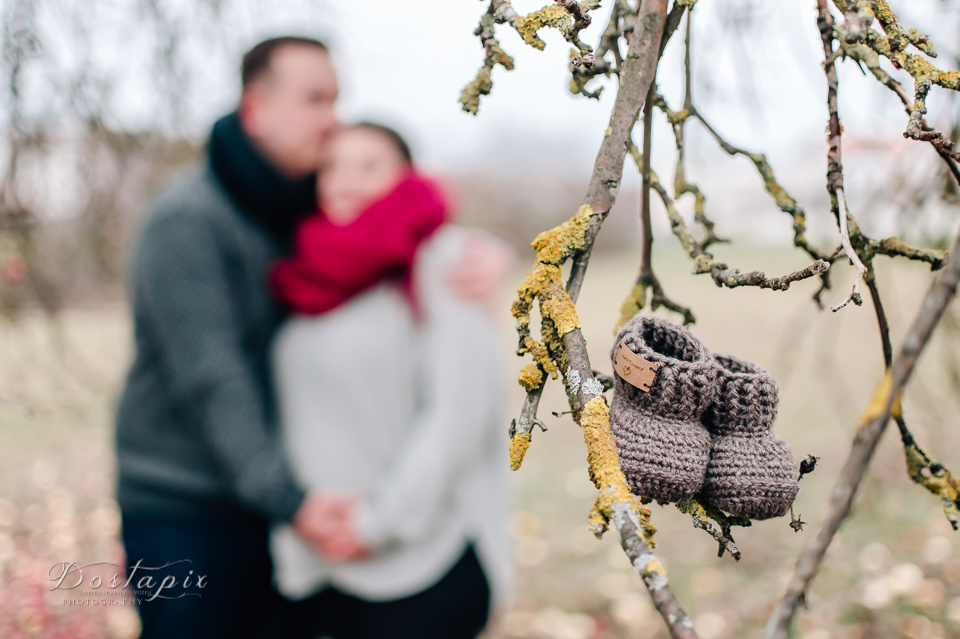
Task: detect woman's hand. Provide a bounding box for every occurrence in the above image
[316,508,369,562]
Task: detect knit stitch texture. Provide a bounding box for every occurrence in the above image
[700,354,799,520]
[609,315,718,503]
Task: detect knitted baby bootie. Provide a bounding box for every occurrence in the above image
[700,354,799,520]
[609,315,719,503]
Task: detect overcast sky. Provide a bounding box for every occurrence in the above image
[104,0,947,177]
[17,0,960,241]
[217,0,958,177]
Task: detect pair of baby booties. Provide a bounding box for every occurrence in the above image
[609,315,799,520]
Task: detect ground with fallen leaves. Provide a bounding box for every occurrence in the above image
[1,245,958,639]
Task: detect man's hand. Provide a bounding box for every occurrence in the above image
[290,490,369,561]
[445,230,517,315]
[315,510,368,562]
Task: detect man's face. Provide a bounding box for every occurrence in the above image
[240,45,339,178]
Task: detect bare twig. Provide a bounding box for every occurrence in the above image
[624,141,831,298]
[831,189,868,311]
[461,1,517,115]
[816,1,868,314]
[675,498,749,561]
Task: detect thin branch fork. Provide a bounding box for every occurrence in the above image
[831,35,960,186]
[764,220,960,639]
[831,188,869,311]
[829,0,960,182]
[625,140,830,300]
[818,1,868,315]
[651,93,841,306]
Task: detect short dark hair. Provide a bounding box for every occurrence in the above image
[241,36,328,87]
[352,122,414,164]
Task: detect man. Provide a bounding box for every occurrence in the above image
[115,36,512,638]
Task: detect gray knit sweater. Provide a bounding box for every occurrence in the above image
[269,226,513,606]
[114,166,306,524]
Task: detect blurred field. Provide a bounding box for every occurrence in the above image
[1,241,959,639]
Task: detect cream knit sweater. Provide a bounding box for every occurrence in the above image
[269,225,513,607]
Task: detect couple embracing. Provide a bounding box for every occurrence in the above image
[114,36,514,639]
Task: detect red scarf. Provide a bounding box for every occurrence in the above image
[270,172,447,315]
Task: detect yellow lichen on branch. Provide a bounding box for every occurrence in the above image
[488,41,515,69]
[518,363,544,392]
[518,335,558,380]
[515,1,601,51]
[579,397,655,543]
[904,442,960,530]
[859,370,903,428]
[509,431,532,471]
[530,204,594,265]
[460,67,493,116]
[869,236,948,270]
[539,278,581,336]
[460,12,516,116]
[616,282,646,334]
[638,556,667,581]
[516,5,571,50]
[512,205,594,389]
[865,31,960,92]
[508,205,597,467]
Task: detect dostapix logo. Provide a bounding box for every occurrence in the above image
[49,559,208,604]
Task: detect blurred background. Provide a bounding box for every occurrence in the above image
[0,0,959,637]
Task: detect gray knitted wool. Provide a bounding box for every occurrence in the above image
[610,315,718,503]
[700,354,799,520]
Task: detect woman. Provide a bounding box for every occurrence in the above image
[267,122,513,639]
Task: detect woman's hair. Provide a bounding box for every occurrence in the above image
[350,121,414,164]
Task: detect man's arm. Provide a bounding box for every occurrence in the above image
[134,210,305,522]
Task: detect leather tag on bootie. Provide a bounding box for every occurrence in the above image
[614,343,659,392]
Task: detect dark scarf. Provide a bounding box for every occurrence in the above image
[208,111,317,247]
[269,171,447,316]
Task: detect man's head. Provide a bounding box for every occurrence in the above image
[238,36,339,178]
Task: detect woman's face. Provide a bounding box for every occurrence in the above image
[318,127,407,224]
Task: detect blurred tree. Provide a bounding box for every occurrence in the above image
[0,0,325,317]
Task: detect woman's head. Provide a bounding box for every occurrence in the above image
[318,122,413,224]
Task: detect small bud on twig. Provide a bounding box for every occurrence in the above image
[799,454,820,481]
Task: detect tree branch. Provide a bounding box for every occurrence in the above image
[624,140,830,298]
[507,2,699,636]
[866,269,960,530]
[763,222,960,639]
